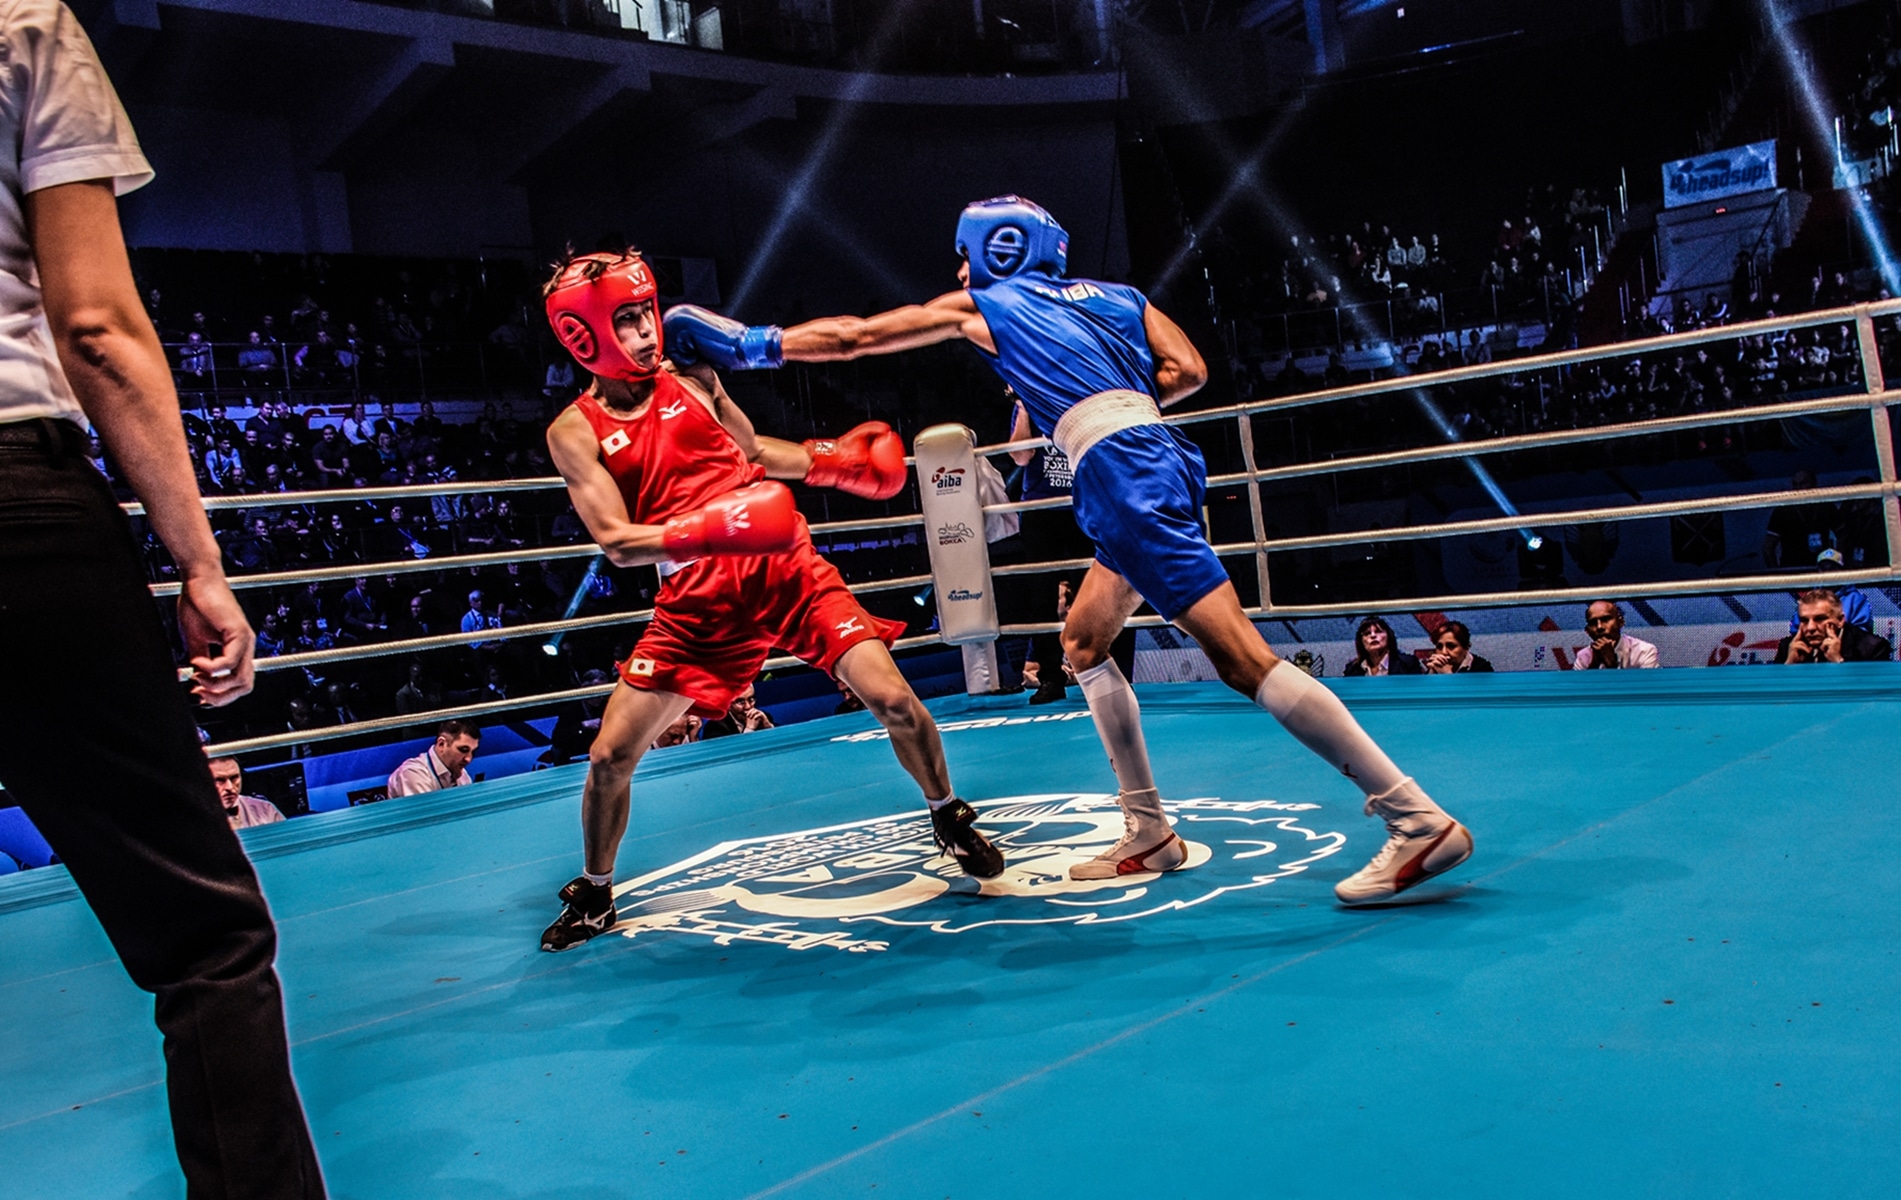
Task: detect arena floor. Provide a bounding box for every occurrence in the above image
[2,668,1897,1198]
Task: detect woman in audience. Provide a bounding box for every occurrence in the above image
[1344,615,1422,677]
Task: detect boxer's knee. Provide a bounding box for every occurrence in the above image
[1061,625,1112,674]
[587,737,642,790]
[862,681,925,735]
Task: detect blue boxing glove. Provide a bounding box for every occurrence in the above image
[663,304,785,371]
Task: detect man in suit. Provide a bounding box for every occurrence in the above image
[1775,590,1890,664]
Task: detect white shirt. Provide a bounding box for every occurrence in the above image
[386,746,470,798]
[1573,634,1660,669]
[225,794,284,830]
[0,2,152,425]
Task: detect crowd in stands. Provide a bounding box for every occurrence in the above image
[1217,182,1618,362]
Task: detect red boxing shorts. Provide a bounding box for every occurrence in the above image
[617,535,907,719]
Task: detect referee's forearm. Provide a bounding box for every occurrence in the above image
[61,323,224,577]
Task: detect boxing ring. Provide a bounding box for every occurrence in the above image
[3,303,1900,1196]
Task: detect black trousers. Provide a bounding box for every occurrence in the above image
[1005,506,1136,682]
[0,420,324,1199]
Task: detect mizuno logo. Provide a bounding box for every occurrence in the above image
[660,401,689,420]
[835,617,865,637]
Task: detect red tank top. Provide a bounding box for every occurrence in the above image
[568,374,763,525]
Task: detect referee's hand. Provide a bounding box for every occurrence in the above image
[179,574,256,706]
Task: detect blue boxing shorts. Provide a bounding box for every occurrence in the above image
[1069,424,1232,623]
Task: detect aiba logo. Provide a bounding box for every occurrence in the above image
[604,793,1345,953]
[931,466,966,492]
[936,521,976,546]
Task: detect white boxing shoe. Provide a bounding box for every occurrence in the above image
[1334,777,1473,906]
[1069,788,1192,880]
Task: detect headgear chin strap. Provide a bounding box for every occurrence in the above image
[544,252,661,382]
[955,196,1069,288]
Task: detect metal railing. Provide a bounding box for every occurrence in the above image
[192,297,1901,758]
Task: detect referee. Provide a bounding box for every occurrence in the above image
[0,5,324,1196]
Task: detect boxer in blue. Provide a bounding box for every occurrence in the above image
[664,197,1472,905]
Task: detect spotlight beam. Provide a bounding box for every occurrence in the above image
[1144,58,1539,544]
[729,0,926,313]
[1760,0,1900,294]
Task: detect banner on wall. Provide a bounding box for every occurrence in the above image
[1661,140,1777,208]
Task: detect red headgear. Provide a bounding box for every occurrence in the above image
[544,252,661,382]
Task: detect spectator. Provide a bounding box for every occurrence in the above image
[176,330,212,380]
[545,669,610,765]
[833,677,868,714]
[1343,615,1422,676]
[394,660,443,714]
[701,684,775,738]
[207,758,285,831]
[386,721,482,797]
[340,401,373,445]
[309,423,350,486]
[1774,589,1891,663]
[1762,469,1838,568]
[1423,621,1494,673]
[652,713,702,748]
[1573,600,1660,669]
[339,574,389,641]
[376,501,430,559]
[237,330,278,384]
[544,356,576,400]
[203,436,241,489]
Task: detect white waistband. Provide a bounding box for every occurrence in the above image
[1051,390,1162,467]
[656,557,698,579]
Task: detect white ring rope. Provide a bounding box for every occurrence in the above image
[176,300,1901,758]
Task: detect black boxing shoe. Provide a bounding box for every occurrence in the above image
[930,799,1006,879]
[1028,679,1068,705]
[540,876,617,952]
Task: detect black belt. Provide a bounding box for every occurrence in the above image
[0,418,87,460]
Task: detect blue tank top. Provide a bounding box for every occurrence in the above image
[969,272,1155,439]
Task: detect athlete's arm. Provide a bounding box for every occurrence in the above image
[1143,302,1208,407]
[672,362,810,478]
[29,179,254,705]
[545,406,670,567]
[781,291,996,360]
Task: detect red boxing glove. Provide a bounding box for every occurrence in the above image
[803,421,908,501]
[661,482,799,561]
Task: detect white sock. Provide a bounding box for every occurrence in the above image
[583,869,612,887]
[926,795,955,811]
[1254,662,1411,798]
[1076,659,1157,795]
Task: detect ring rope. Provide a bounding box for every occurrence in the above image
[200,633,944,758]
[149,544,603,597]
[186,300,1901,759]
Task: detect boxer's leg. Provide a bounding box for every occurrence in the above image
[1062,563,1189,880]
[833,639,950,801]
[543,681,692,951]
[833,640,1003,878]
[1170,584,1472,905]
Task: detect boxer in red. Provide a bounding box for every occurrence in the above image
[537,249,1005,951]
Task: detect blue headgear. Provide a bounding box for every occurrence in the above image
[955,196,1069,288]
